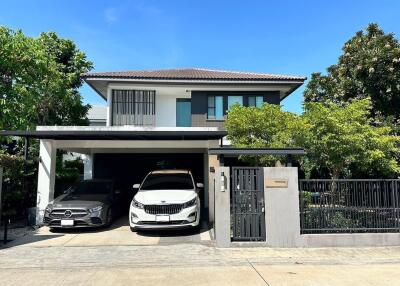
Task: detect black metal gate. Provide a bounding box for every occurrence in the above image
[231,167,266,241]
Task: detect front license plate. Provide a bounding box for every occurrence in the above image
[156,215,170,222]
[61,219,74,227]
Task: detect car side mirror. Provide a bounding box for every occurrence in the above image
[196,183,204,189]
[133,183,140,189]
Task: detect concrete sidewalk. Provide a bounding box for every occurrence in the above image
[1,243,400,285]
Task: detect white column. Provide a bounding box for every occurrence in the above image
[83,154,93,180]
[106,85,112,126]
[36,140,56,225]
[214,166,231,248]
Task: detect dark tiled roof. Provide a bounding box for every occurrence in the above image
[82,68,306,81]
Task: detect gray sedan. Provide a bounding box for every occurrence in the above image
[43,179,122,228]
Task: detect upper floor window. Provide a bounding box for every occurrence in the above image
[227,96,243,110]
[207,94,263,120]
[207,95,223,119]
[248,96,264,108]
[112,89,156,126]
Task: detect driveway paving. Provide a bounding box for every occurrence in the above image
[1,218,400,285]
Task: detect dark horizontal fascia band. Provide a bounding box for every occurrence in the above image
[0,130,228,141]
[208,147,306,155]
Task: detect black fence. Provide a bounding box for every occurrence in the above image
[299,179,400,234]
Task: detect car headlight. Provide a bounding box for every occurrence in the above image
[89,206,103,213]
[45,205,53,213]
[131,198,144,209]
[183,198,197,209]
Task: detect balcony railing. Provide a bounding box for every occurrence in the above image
[112,90,156,126]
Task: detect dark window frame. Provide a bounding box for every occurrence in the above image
[248,95,264,107]
[207,95,224,120]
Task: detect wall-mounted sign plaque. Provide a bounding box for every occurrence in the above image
[265,178,288,188]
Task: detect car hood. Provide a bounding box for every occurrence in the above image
[52,193,109,209]
[134,189,197,204]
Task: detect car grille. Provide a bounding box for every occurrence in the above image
[50,209,88,219]
[48,220,89,227]
[139,220,187,225]
[144,204,183,215]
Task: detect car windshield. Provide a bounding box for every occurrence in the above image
[140,173,194,190]
[70,181,112,195]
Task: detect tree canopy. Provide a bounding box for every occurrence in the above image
[304,23,400,122]
[225,100,399,179]
[0,27,93,130]
[302,99,399,178]
[225,104,308,166]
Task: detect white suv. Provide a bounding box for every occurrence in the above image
[129,170,202,231]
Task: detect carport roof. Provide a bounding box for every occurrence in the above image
[0,130,227,140]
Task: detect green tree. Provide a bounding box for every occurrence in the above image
[0,27,93,130]
[304,23,400,122]
[303,99,399,178]
[225,103,309,165]
[225,100,399,178]
[0,27,93,220]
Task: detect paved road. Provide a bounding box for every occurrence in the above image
[1,222,400,285]
[1,243,400,285]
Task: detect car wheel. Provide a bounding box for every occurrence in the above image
[130,226,137,232]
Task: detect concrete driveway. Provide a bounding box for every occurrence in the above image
[1,220,400,286]
[2,217,212,248]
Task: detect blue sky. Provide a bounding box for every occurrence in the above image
[1,0,400,113]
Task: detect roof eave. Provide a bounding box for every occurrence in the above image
[83,76,307,101]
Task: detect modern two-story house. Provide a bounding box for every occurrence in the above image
[2,68,306,231]
[83,68,304,128]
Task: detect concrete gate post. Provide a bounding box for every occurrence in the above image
[214,166,231,247]
[264,167,301,247]
[36,140,57,225]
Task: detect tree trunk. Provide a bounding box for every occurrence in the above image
[332,168,340,180]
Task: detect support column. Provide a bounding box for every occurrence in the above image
[215,166,230,248]
[203,153,209,210]
[264,167,301,247]
[83,154,93,180]
[207,155,219,223]
[36,140,56,225]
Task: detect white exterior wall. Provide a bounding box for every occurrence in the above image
[108,83,191,127]
[106,82,292,127]
[106,86,112,127]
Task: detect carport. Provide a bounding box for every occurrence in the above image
[0,127,226,228]
[92,152,206,214]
